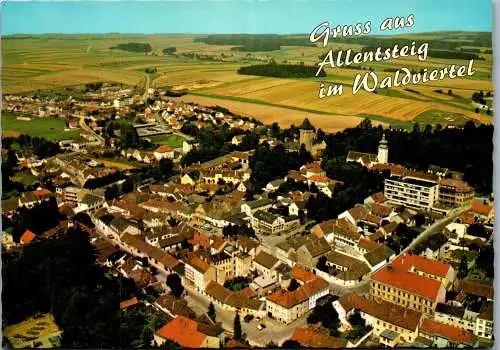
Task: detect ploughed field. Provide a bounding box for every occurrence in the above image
[2,32,493,130]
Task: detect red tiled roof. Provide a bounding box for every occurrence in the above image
[267,270,328,309]
[290,326,347,348]
[357,237,382,252]
[372,253,446,300]
[367,202,393,218]
[458,211,475,225]
[33,188,52,199]
[189,232,211,249]
[188,256,210,273]
[20,230,37,244]
[471,200,493,217]
[309,175,329,183]
[348,205,368,221]
[155,316,207,348]
[155,145,173,153]
[339,295,422,331]
[406,254,451,278]
[371,163,406,176]
[120,297,141,310]
[291,266,317,283]
[458,280,494,300]
[420,318,477,346]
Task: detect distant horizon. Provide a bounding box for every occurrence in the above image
[3,29,493,37]
[2,0,492,35]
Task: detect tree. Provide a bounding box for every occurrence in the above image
[270,122,281,139]
[476,245,494,278]
[159,158,174,179]
[288,278,300,291]
[307,302,340,331]
[120,124,139,149]
[122,178,134,193]
[299,144,313,165]
[281,340,301,348]
[166,274,184,298]
[233,313,242,341]
[316,256,328,273]
[458,255,468,279]
[104,184,119,200]
[73,212,95,228]
[207,302,216,322]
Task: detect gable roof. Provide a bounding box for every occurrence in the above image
[155,145,173,153]
[420,318,477,346]
[188,255,210,273]
[458,280,494,300]
[339,295,422,331]
[372,253,446,300]
[155,316,207,348]
[155,294,196,319]
[253,251,279,270]
[20,230,37,244]
[267,271,328,309]
[471,200,493,217]
[303,237,331,257]
[290,326,347,348]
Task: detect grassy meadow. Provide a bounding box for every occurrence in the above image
[2,32,493,131]
[2,112,81,140]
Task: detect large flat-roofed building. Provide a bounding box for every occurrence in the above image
[384,173,439,211]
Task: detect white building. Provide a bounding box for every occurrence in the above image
[384,174,439,211]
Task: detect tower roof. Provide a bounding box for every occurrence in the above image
[299,118,315,131]
[379,132,388,145]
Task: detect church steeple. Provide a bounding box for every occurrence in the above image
[378,132,388,164]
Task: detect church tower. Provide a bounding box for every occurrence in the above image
[299,118,315,153]
[377,132,388,164]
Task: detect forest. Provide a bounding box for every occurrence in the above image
[193,34,314,51]
[329,34,492,51]
[322,119,493,195]
[110,42,153,53]
[1,227,168,348]
[238,63,326,78]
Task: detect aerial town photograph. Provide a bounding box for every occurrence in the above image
[0,0,495,348]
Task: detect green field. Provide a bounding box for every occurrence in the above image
[2,32,493,130]
[12,171,38,186]
[2,112,81,140]
[414,110,471,126]
[148,134,185,147]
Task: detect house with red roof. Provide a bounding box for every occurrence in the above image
[470,199,494,223]
[154,316,222,348]
[154,145,175,161]
[371,253,454,316]
[419,317,478,347]
[184,255,216,291]
[20,230,37,245]
[289,325,348,348]
[335,294,423,346]
[266,267,329,324]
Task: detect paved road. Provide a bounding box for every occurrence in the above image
[184,285,305,347]
[328,204,472,295]
[78,116,105,145]
[142,73,151,101]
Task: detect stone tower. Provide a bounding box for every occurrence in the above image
[299,118,315,153]
[377,132,389,164]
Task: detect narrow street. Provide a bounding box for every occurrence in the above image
[184,285,306,347]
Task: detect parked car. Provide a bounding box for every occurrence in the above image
[244,314,254,323]
[257,324,266,330]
